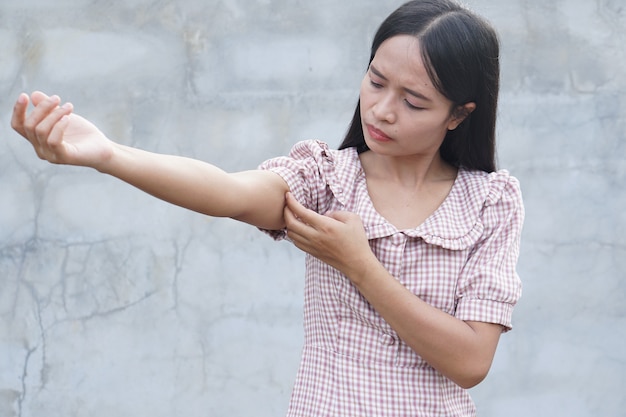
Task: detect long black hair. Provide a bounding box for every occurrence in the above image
[339,0,500,172]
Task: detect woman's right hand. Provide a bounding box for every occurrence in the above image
[11,91,115,170]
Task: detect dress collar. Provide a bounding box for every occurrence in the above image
[330,146,493,250]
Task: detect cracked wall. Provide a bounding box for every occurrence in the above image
[1,1,625,416]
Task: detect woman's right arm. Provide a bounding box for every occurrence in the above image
[11,91,289,230]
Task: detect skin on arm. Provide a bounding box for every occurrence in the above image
[11,92,289,230]
[283,192,503,389]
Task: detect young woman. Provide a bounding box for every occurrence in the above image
[11,1,523,416]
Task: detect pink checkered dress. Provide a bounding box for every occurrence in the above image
[259,140,524,417]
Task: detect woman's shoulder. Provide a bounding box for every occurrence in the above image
[282,140,357,164]
[269,140,361,179]
[277,139,343,156]
[457,168,522,207]
[259,140,339,169]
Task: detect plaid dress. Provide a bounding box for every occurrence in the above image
[259,140,524,417]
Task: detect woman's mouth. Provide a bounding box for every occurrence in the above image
[366,124,392,142]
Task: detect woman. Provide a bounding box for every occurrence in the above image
[11,1,523,415]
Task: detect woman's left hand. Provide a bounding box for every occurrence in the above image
[283,192,375,277]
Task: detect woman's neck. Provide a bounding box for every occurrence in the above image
[359,150,457,189]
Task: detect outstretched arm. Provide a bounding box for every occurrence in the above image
[283,193,503,389]
[11,92,289,230]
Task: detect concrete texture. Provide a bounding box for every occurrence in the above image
[1,1,624,416]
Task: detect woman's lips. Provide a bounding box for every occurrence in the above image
[366,124,392,142]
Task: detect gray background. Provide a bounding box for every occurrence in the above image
[1,1,624,416]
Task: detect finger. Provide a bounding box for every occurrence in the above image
[23,95,61,142]
[31,91,51,106]
[10,93,30,137]
[35,102,74,144]
[49,113,71,145]
[283,204,309,236]
[46,115,72,162]
[283,203,297,224]
[283,207,304,243]
[285,192,325,228]
[24,94,60,130]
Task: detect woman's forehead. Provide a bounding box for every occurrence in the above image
[371,35,438,94]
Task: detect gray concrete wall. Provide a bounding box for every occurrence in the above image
[1,1,624,416]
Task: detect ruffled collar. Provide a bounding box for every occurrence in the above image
[326,145,501,251]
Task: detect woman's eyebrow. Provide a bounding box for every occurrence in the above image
[370,64,432,102]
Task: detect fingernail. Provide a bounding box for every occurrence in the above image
[17,94,27,104]
[61,102,72,110]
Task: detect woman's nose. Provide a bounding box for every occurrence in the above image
[372,94,396,123]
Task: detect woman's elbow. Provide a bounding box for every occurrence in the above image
[453,362,492,389]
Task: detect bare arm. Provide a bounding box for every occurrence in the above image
[283,193,502,389]
[98,145,289,229]
[11,92,289,230]
[342,258,502,389]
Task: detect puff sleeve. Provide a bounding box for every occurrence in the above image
[454,172,524,331]
[257,140,338,240]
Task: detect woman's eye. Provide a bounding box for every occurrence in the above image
[370,80,383,88]
[405,100,423,110]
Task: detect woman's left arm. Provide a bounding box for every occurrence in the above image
[283,192,503,389]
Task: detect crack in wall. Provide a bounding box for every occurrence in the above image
[17,345,37,417]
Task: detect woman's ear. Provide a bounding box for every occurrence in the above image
[448,102,476,130]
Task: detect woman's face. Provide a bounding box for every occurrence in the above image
[359,35,469,160]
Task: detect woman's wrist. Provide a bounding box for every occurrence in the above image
[94,142,128,175]
[343,251,385,288]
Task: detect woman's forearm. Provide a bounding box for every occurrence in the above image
[347,256,502,389]
[101,144,239,216]
[99,144,289,229]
